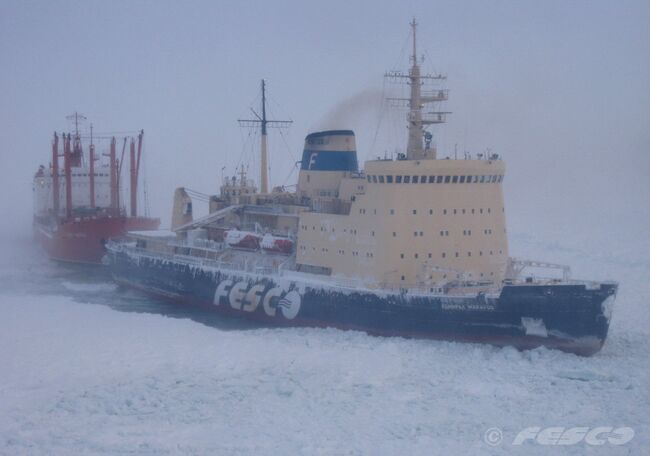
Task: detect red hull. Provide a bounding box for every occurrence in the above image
[34,215,160,264]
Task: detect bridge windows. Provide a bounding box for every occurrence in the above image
[365,173,503,184]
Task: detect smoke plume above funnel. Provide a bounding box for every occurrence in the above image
[316,88,384,131]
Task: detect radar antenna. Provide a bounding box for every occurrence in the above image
[384,19,450,160]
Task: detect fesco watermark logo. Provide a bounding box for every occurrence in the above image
[484,426,634,446]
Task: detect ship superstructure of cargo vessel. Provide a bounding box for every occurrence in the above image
[33,114,160,264]
[106,21,617,355]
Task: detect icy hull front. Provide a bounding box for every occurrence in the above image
[107,248,617,356]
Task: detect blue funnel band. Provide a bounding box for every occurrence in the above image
[301,149,358,171]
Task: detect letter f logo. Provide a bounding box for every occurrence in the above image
[308,152,318,170]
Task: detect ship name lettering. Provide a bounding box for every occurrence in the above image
[212,279,301,320]
[229,281,248,310]
[213,279,233,306]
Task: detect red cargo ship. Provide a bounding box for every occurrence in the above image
[33,114,160,264]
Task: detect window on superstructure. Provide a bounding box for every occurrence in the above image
[414,231,418,237]
[429,209,433,215]
[404,176,411,183]
[455,252,459,258]
[488,208,491,213]
[412,175,419,183]
[466,176,472,183]
[479,251,483,256]
[428,176,435,183]
[452,176,459,183]
[459,176,466,183]
[379,175,385,183]
[428,253,432,258]
[453,209,457,214]
[390,209,395,215]
[444,176,451,183]
[443,209,447,215]
[393,232,396,237]
[480,175,485,183]
[400,253,404,259]
[372,175,378,183]
[366,176,371,182]
[437,176,443,183]
[387,175,393,183]
[471,209,475,214]
[419,231,423,236]
[442,253,446,258]
[468,252,472,257]
[401,276,405,281]
[480,208,483,214]
[421,176,426,183]
[412,209,417,215]
[396,176,402,183]
[462,209,466,214]
[414,253,418,259]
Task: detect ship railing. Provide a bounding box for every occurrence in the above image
[118,242,281,275]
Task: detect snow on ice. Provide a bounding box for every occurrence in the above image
[0,215,648,455]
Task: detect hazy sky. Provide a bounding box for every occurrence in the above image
[1,0,648,233]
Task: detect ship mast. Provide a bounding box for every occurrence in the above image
[238,80,292,194]
[385,19,450,160]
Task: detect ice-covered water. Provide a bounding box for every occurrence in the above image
[0,215,648,455]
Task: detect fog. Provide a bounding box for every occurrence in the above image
[1,0,648,235]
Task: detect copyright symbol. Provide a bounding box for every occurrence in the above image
[484,427,503,446]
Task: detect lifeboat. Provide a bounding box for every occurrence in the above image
[261,233,294,254]
[224,229,261,250]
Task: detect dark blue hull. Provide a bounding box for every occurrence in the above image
[107,249,617,356]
